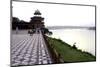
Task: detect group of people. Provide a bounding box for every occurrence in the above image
[28,29,40,36]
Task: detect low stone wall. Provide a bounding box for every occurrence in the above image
[43,35,64,63]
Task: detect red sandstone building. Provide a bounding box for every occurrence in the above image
[30,10,45,29]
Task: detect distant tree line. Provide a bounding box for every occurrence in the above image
[12,17,31,30]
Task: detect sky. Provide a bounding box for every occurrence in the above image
[12,1,95,27]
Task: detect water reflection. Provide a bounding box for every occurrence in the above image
[50,29,95,56]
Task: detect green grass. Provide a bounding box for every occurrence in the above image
[47,37,96,63]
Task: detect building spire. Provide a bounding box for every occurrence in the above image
[34,9,41,15]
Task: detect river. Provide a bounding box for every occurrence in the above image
[49,29,95,56]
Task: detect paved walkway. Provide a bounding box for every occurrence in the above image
[11,33,52,66]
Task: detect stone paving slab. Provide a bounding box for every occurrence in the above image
[11,33,52,66]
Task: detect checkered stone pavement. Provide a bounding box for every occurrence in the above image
[11,32,53,66]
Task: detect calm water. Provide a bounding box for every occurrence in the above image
[49,29,95,56]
